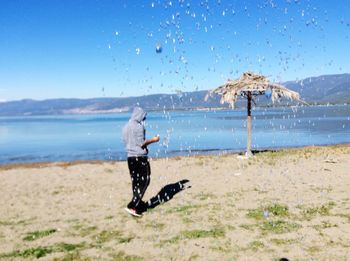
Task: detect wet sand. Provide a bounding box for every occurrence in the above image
[0,145,349,260]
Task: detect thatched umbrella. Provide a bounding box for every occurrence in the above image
[206,71,306,157]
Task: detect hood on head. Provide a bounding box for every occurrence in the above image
[131,107,147,122]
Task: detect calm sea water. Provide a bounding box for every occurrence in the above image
[0,105,349,164]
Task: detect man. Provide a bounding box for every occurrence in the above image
[122,107,160,217]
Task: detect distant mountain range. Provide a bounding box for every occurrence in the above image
[0,73,349,116]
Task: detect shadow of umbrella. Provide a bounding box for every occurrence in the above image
[145,179,191,211]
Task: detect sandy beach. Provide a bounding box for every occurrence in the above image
[0,145,349,260]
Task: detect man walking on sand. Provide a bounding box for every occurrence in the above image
[122,107,160,217]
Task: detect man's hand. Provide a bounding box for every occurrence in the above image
[152,134,160,142]
[141,135,160,150]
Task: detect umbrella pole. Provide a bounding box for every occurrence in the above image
[246,91,253,157]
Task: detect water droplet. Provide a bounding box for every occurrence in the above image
[263,210,269,218]
[156,43,162,53]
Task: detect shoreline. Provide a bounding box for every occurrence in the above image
[1,143,349,170]
[1,103,349,117]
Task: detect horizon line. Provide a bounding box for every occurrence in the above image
[1,72,349,103]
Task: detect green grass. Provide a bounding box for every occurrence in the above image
[247,241,265,251]
[182,216,194,224]
[194,192,216,201]
[225,191,242,198]
[306,246,321,254]
[239,224,257,231]
[254,150,292,165]
[53,251,91,261]
[145,222,166,230]
[247,208,265,220]
[71,225,98,237]
[0,242,86,259]
[159,235,181,245]
[160,227,225,245]
[245,203,303,236]
[254,147,326,166]
[0,246,53,258]
[247,203,289,220]
[66,219,79,223]
[253,187,268,194]
[109,251,144,261]
[313,221,338,236]
[270,238,298,245]
[0,218,34,226]
[300,202,336,220]
[0,220,16,226]
[260,220,301,234]
[182,228,225,239]
[94,230,134,244]
[310,186,333,193]
[314,221,338,230]
[167,204,203,214]
[226,224,236,231]
[267,204,289,217]
[55,242,86,252]
[210,240,234,253]
[23,228,57,241]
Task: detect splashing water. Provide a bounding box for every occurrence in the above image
[156,43,163,53]
[263,210,269,219]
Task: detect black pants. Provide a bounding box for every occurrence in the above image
[127,156,150,212]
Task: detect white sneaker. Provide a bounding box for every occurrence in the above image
[124,208,142,217]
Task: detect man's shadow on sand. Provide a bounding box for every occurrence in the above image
[141,179,191,212]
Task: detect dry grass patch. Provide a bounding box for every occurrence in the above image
[159,227,225,245]
[298,202,336,220]
[270,238,298,245]
[247,240,265,251]
[93,230,134,245]
[69,224,98,237]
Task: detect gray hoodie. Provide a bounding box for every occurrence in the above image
[122,107,148,157]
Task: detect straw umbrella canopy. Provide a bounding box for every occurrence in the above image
[206,71,305,156]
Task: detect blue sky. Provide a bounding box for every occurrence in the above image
[0,0,349,101]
